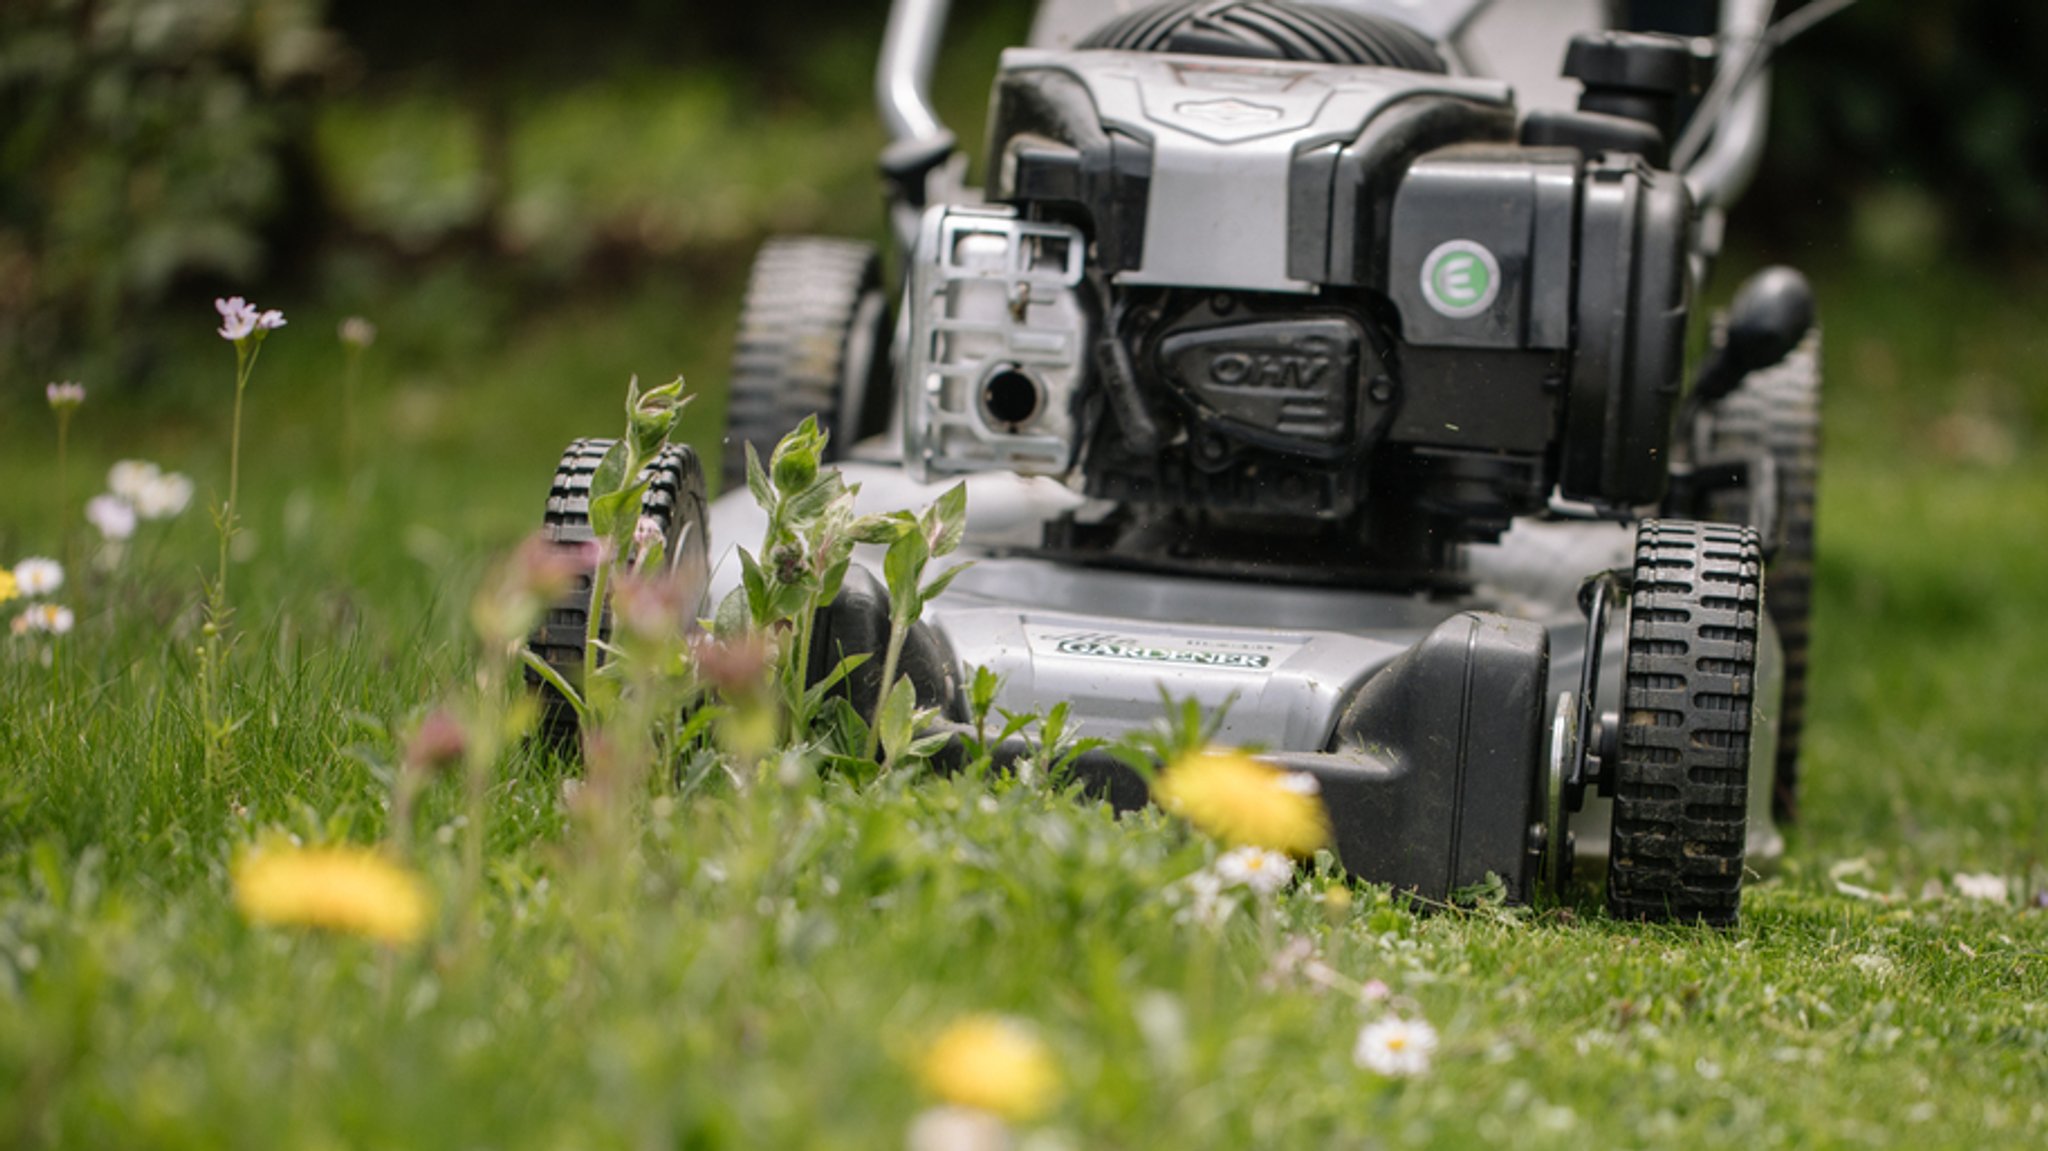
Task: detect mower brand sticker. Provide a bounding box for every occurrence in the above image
[1025,625,1301,673]
[1419,239,1500,319]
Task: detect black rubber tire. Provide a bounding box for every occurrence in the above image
[1607,519,1763,927]
[1079,1,1446,71]
[525,437,710,747]
[1699,333,1820,823]
[722,236,892,494]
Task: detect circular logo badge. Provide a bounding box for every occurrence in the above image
[1420,239,1501,319]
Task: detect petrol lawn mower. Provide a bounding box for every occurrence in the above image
[530,0,1836,924]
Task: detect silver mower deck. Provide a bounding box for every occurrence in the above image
[706,459,1784,902]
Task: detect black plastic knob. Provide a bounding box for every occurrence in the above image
[1563,31,1707,144]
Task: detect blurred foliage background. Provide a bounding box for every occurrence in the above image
[0,0,2042,400]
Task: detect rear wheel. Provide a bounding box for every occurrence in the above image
[1607,519,1763,927]
[525,438,709,747]
[1699,333,1820,821]
[722,236,892,493]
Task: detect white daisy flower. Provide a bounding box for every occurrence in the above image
[134,472,194,520]
[1174,869,1233,927]
[1215,845,1294,895]
[1354,1016,1438,1078]
[87,494,137,541]
[1952,872,2010,904]
[12,557,63,596]
[19,603,75,636]
[108,460,162,503]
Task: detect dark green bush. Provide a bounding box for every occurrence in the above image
[0,0,334,385]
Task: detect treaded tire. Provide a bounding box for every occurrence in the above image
[1607,519,1763,927]
[525,438,710,747]
[1699,333,1820,822]
[1079,1,1447,71]
[722,236,891,493]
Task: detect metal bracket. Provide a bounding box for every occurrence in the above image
[1547,566,1626,895]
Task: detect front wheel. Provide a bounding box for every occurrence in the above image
[524,437,710,747]
[1606,519,1763,926]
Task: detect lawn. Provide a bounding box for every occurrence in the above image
[2,235,2046,1148]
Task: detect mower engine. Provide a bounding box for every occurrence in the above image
[903,30,1696,556]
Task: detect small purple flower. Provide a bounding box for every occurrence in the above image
[46,382,86,410]
[216,297,258,341]
[215,297,285,341]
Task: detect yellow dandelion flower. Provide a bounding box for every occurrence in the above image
[233,846,432,945]
[1153,747,1331,855]
[0,568,17,604]
[918,1015,1061,1121]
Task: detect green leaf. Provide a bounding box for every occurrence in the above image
[995,711,1036,746]
[738,548,769,624]
[766,581,812,625]
[970,666,1001,724]
[816,553,854,607]
[852,513,909,547]
[918,559,973,611]
[882,530,929,623]
[744,443,774,512]
[1050,735,1110,777]
[925,482,969,556]
[518,650,586,720]
[803,652,870,708]
[590,478,649,548]
[713,586,750,638]
[588,440,630,535]
[905,732,952,760]
[781,472,846,526]
[876,676,916,766]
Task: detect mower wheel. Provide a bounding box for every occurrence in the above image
[525,437,710,747]
[1699,333,1820,822]
[722,236,892,493]
[1607,519,1763,927]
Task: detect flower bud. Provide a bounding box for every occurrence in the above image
[771,446,817,494]
[404,709,468,775]
[769,542,810,586]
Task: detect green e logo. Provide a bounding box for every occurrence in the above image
[1420,239,1501,319]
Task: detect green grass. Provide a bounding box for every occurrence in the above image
[3,248,2047,1148]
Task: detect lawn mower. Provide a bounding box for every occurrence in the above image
[530,0,1831,924]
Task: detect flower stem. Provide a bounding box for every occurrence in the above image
[203,338,261,795]
[219,343,257,599]
[862,618,908,765]
[56,411,71,576]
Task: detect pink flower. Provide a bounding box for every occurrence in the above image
[216,297,258,340]
[216,297,286,341]
[46,382,85,410]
